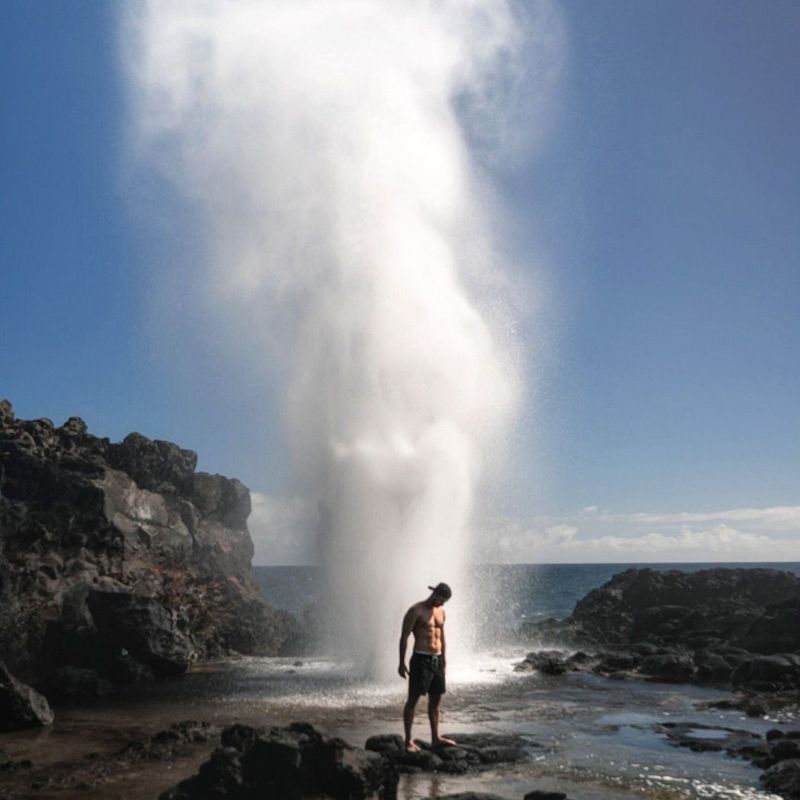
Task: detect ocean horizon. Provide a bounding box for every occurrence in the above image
[255,560,800,623]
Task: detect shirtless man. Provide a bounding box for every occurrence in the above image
[398,582,456,752]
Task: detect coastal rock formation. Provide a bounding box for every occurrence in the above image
[519,567,800,690]
[160,722,398,800]
[556,567,800,651]
[0,400,295,707]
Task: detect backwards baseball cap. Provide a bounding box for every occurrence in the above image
[428,582,452,599]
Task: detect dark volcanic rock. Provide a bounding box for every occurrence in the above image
[365,732,533,776]
[0,660,54,731]
[514,650,570,675]
[41,666,114,700]
[519,566,800,699]
[566,568,800,650]
[0,400,295,692]
[733,655,800,693]
[524,793,568,800]
[639,653,696,682]
[161,722,397,800]
[107,432,197,495]
[762,759,800,799]
[743,598,800,654]
[87,591,192,676]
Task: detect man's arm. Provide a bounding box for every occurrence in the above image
[441,609,446,671]
[398,606,417,678]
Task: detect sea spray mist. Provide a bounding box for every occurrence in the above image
[121,0,559,678]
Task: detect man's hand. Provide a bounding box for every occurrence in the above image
[398,663,408,679]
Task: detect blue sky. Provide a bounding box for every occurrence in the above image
[1,2,798,562]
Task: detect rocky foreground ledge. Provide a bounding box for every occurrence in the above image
[0,400,296,729]
[159,722,563,800]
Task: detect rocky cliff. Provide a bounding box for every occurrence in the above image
[519,566,800,695]
[0,400,293,696]
[561,567,800,653]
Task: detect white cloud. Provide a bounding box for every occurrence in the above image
[476,505,800,564]
[250,496,799,565]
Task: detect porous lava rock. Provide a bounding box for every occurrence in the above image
[160,722,397,800]
[365,732,533,775]
[0,400,295,704]
[562,567,800,650]
[762,759,800,799]
[519,567,800,696]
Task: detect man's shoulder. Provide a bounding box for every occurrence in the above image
[405,602,424,617]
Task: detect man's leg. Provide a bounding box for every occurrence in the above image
[404,691,421,752]
[428,693,456,746]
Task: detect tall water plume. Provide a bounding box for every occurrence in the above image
[123,0,561,677]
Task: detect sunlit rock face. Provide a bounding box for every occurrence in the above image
[0,400,293,690]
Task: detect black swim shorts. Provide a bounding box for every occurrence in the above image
[409,652,446,696]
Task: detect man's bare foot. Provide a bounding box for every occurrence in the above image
[405,740,421,753]
[432,736,457,747]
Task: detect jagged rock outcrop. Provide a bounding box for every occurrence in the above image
[0,400,295,699]
[522,567,800,655]
[562,567,800,651]
[516,567,800,709]
[0,660,54,731]
[160,722,398,800]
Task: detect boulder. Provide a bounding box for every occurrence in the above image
[592,651,640,675]
[639,653,696,682]
[733,655,800,693]
[87,591,192,676]
[515,651,570,675]
[107,432,197,495]
[762,759,800,799]
[742,598,800,654]
[365,732,533,776]
[161,722,397,800]
[0,660,54,731]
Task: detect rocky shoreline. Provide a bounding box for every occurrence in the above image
[0,400,297,730]
[516,566,800,798]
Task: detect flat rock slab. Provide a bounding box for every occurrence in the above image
[658,721,762,755]
[365,732,536,774]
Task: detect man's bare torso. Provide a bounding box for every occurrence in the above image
[410,602,445,653]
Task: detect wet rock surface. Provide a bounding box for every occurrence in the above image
[0,400,297,718]
[0,661,54,731]
[518,567,800,712]
[365,732,536,775]
[762,759,800,799]
[160,722,397,800]
[0,719,219,798]
[656,721,800,799]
